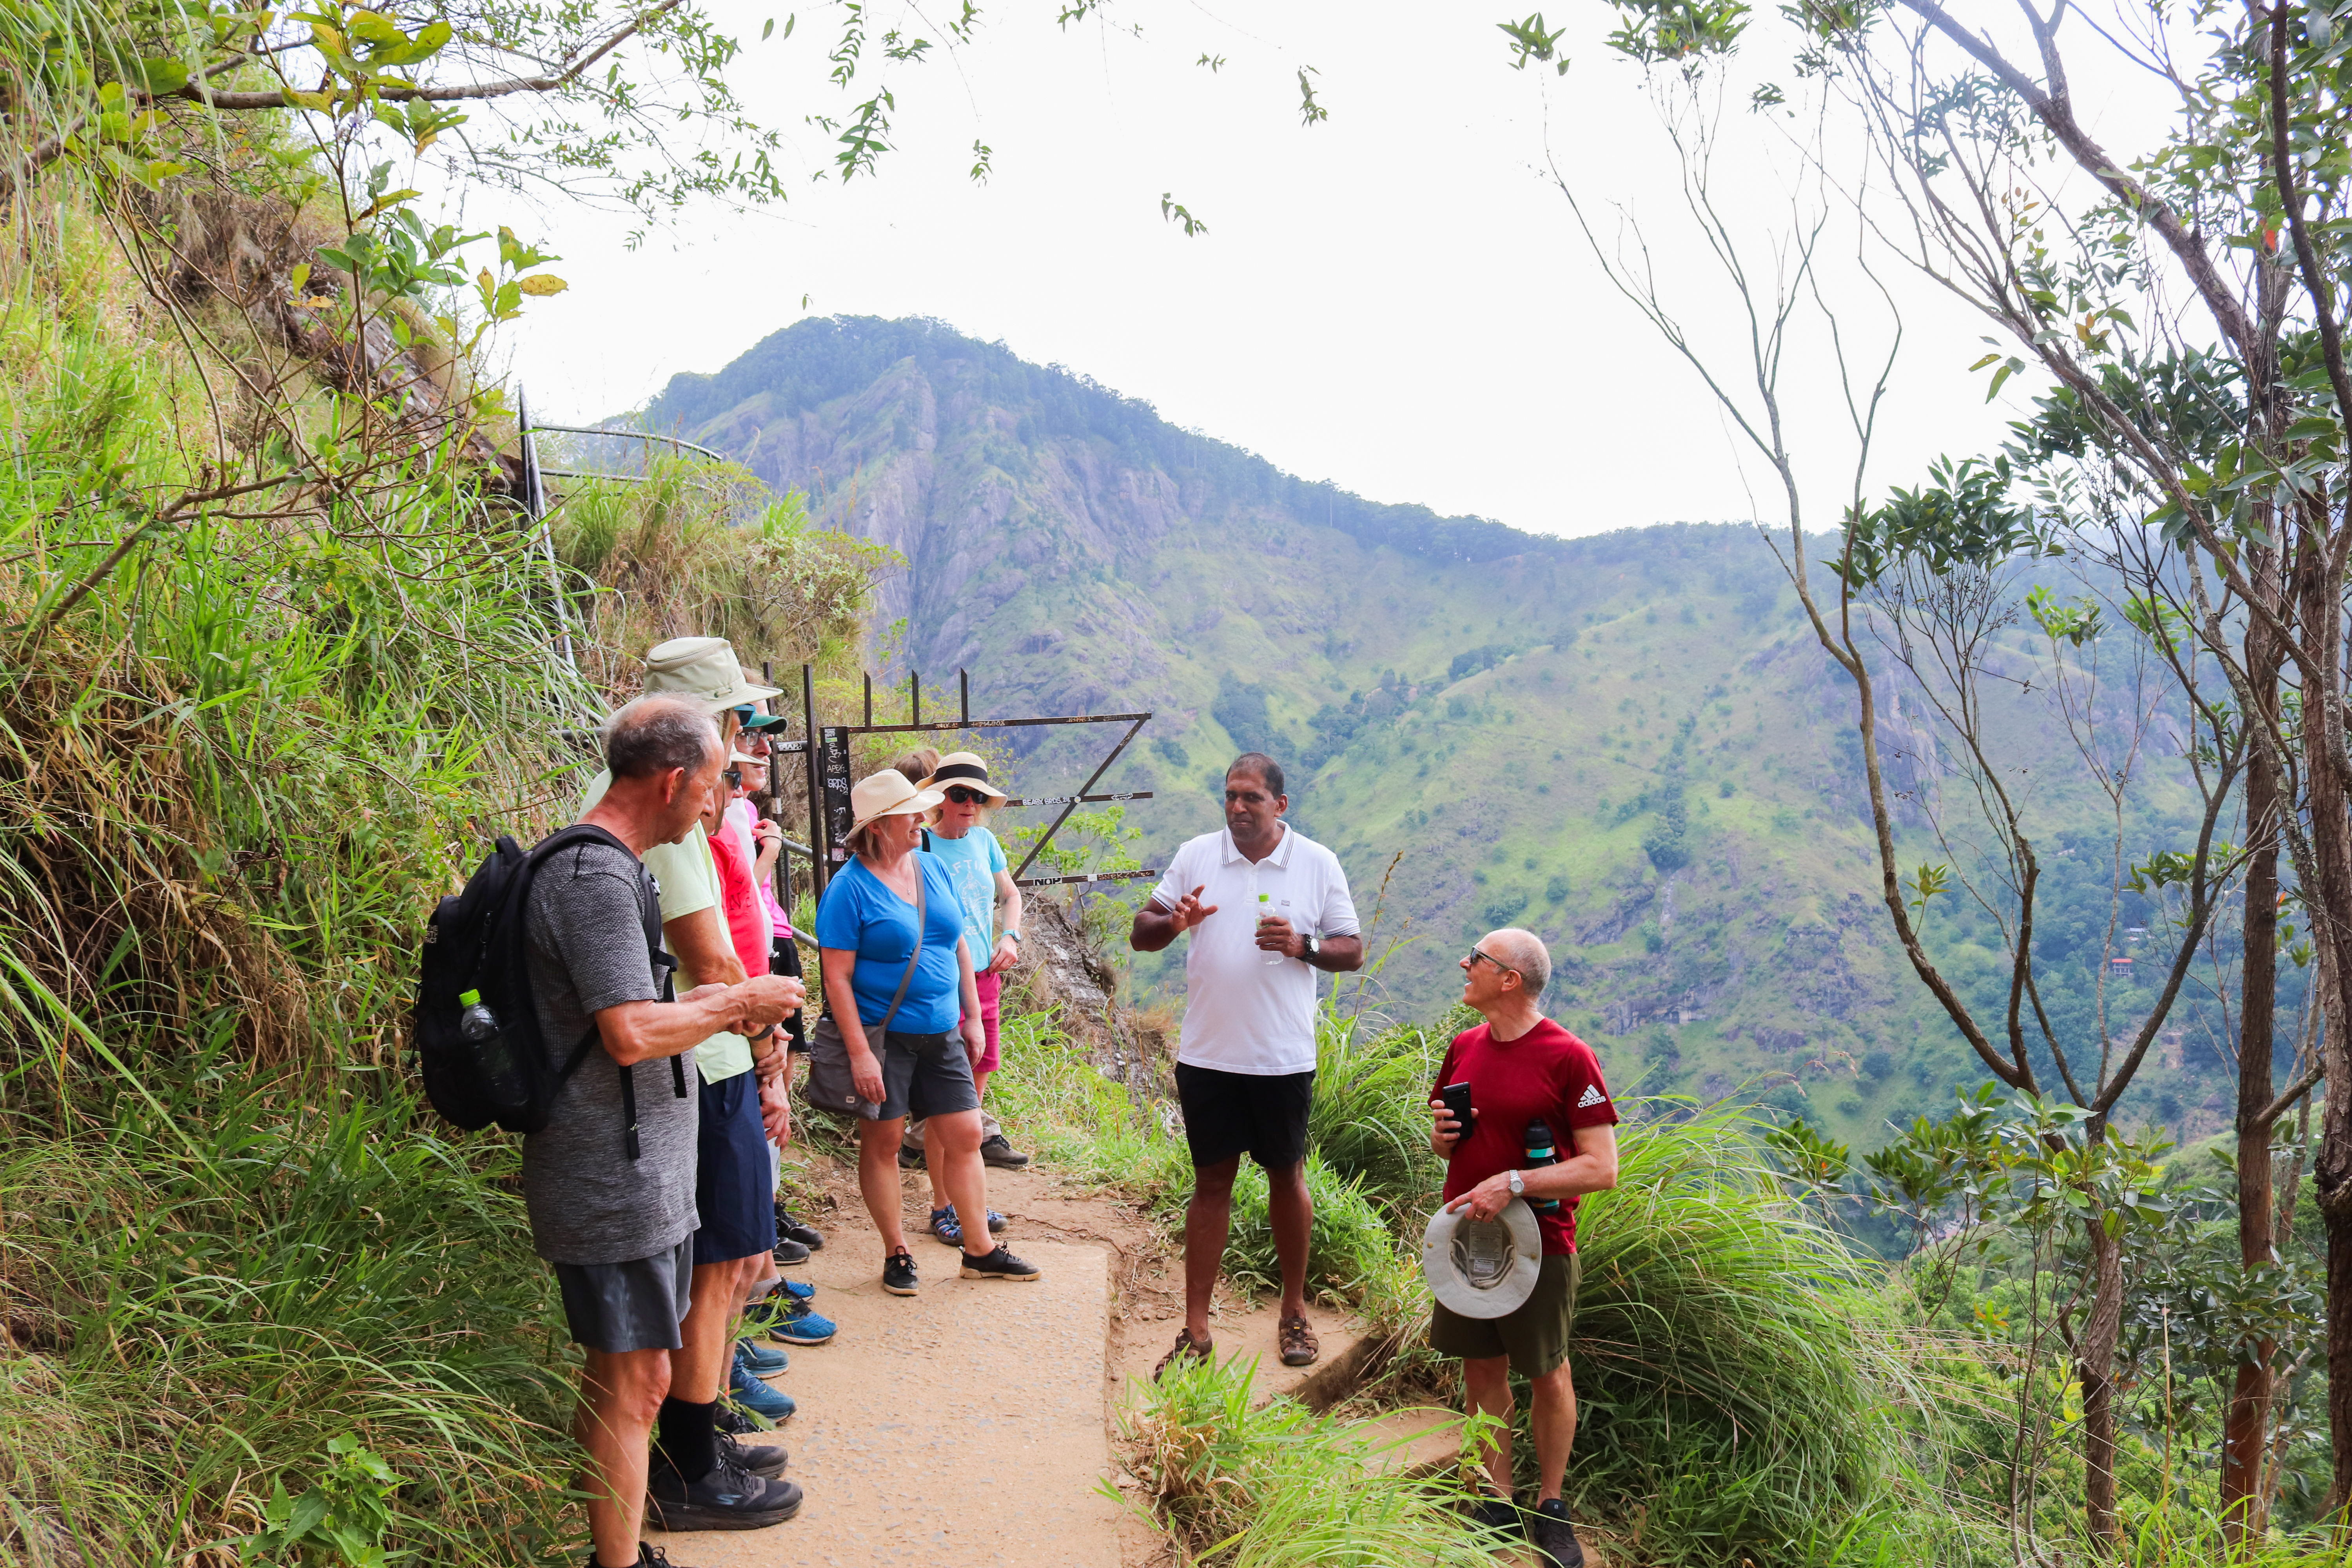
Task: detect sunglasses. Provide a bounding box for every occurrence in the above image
[942,785,990,805]
[722,768,742,788]
[1465,947,1521,979]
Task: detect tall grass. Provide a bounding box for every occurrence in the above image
[1562,1099,1901,1564]
[1120,1354,1498,1568]
[1,1064,574,1564]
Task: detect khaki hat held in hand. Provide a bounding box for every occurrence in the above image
[1421,1198,1543,1319]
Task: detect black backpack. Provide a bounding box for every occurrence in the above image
[415,824,683,1156]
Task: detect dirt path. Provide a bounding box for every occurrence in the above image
[641,1153,1386,1568]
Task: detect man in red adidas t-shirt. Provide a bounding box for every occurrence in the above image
[1428,927,1619,1568]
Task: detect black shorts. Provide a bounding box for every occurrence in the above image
[553,1236,695,1353]
[1174,1063,1314,1171]
[692,1070,777,1266]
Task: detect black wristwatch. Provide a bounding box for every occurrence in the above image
[1301,933,1321,962]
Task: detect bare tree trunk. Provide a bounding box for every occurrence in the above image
[2295,527,2352,1521]
[2080,1198,2126,1548]
[2224,630,2282,1552]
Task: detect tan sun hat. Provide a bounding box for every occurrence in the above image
[643,636,782,712]
[851,769,944,836]
[1420,1198,1543,1319]
[920,751,1007,800]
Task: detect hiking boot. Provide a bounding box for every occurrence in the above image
[980,1133,1031,1169]
[727,1350,797,1423]
[959,1245,1041,1282]
[1527,1498,1586,1568]
[897,1143,926,1170]
[769,1301,837,1347]
[1152,1328,1212,1381]
[1278,1315,1319,1368]
[717,1431,788,1479]
[882,1248,919,1296]
[646,1453,803,1530]
[737,1338,788,1374]
[776,1208,825,1250]
[1465,1491,1518,1538]
[772,1236,809,1267]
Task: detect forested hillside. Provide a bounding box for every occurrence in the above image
[639,316,2242,1151]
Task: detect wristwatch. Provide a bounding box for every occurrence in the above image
[1506,1170,1526,1198]
[1302,933,1321,961]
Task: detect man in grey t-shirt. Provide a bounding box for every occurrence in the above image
[525,696,806,1565]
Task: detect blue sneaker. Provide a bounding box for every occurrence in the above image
[737,1338,788,1374]
[728,1348,796,1422]
[779,1277,816,1301]
[770,1301,838,1346]
[930,1206,1007,1246]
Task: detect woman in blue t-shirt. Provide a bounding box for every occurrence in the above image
[813,769,1042,1296]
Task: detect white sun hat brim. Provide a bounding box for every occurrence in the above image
[1421,1198,1544,1319]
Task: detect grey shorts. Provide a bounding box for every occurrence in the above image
[552,1236,695,1353]
[872,1029,980,1123]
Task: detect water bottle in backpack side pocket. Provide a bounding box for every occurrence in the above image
[458,989,528,1111]
[1523,1118,1563,1214]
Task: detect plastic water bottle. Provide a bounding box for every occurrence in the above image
[459,988,526,1106]
[1523,1118,1563,1214]
[1255,887,1282,965]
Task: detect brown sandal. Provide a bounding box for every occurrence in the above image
[1278,1315,1319,1368]
[1153,1328,1213,1381]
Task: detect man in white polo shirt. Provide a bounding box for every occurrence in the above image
[1131,752,1363,1377]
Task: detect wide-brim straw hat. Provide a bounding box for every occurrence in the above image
[920,751,1007,801]
[851,770,944,836]
[1420,1198,1542,1319]
[643,636,782,712]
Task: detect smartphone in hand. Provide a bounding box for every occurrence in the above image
[1439,1081,1474,1139]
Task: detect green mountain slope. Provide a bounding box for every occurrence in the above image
[643,316,2235,1151]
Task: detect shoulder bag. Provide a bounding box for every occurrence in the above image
[802,862,927,1120]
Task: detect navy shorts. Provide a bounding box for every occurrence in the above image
[693,1071,777,1266]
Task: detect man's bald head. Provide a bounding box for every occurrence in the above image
[1482,928,1553,995]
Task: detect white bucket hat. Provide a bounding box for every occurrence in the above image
[920,751,1008,801]
[643,636,782,712]
[1421,1198,1543,1319]
[850,770,944,836]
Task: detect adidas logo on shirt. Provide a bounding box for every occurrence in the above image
[1575,1084,1606,1110]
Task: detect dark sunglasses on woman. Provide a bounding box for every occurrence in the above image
[943,786,989,805]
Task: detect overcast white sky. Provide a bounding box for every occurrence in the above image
[456,0,2171,540]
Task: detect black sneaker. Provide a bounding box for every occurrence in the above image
[1527,1498,1586,1568]
[1465,1490,1517,1538]
[979,1133,1031,1169]
[897,1143,926,1170]
[584,1546,697,1568]
[772,1236,809,1267]
[959,1245,1041,1281]
[776,1208,824,1250]
[882,1248,919,1296]
[712,1401,759,1436]
[717,1431,788,1479]
[645,1455,803,1530]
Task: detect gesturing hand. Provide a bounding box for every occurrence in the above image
[1167,884,1220,933]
